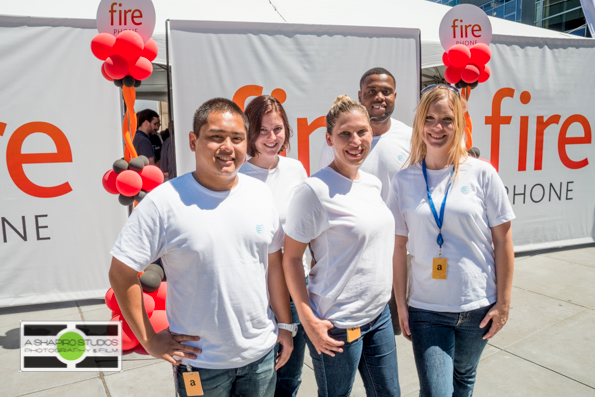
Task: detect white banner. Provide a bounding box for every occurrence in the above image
[466,35,595,251]
[0,16,128,307]
[169,20,420,176]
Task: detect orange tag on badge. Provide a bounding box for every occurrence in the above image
[432,257,447,279]
[183,371,204,396]
[346,327,361,343]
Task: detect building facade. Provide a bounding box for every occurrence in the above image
[428,0,591,37]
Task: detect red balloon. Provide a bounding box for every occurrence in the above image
[461,64,480,83]
[102,170,119,194]
[116,170,143,197]
[101,63,114,82]
[447,44,471,68]
[104,55,129,80]
[148,281,167,310]
[442,52,450,67]
[478,64,491,83]
[143,293,156,317]
[140,165,164,192]
[111,314,139,350]
[129,57,153,81]
[469,43,492,66]
[141,38,158,62]
[113,31,144,62]
[105,288,121,313]
[444,66,462,85]
[149,310,169,333]
[91,33,116,61]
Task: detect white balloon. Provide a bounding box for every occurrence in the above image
[439,4,492,50]
[96,0,156,43]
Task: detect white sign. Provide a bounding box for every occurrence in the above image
[439,4,492,50]
[96,0,156,42]
[169,21,420,177]
[466,34,595,251]
[0,16,127,307]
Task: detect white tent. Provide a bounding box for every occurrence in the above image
[1,0,583,98]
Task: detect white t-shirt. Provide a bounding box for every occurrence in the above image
[239,156,310,276]
[111,173,284,369]
[318,118,412,202]
[284,168,395,328]
[387,158,515,313]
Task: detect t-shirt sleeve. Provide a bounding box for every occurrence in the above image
[269,205,285,254]
[387,175,409,236]
[284,183,328,244]
[110,199,167,272]
[317,144,334,172]
[483,166,516,227]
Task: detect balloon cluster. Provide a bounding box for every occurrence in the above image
[102,156,164,206]
[442,43,492,89]
[106,264,168,351]
[91,31,158,87]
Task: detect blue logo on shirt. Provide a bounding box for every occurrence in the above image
[461,186,470,194]
[256,224,264,234]
[398,154,405,162]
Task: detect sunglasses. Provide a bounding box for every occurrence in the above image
[421,84,460,97]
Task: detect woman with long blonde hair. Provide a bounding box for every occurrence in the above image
[387,84,515,397]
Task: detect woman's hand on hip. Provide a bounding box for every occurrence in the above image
[303,317,344,357]
[480,301,510,340]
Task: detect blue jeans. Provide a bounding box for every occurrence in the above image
[408,304,493,397]
[175,348,276,397]
[304,304,401,397]
[275,301,306,397]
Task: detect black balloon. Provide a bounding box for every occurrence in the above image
[123,76,135,87]
[138,155,150,167]
[113,158,129,174]
[128,157,145,173]
[134,79,141,88]
[139,271,161,293]
[114,79,123,88]
[134,190,147,202]
[470,81,479,89]
[455,81,462,89]
[118,194,135,206]
[146,263,165,281]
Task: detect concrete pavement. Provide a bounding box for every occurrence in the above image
[1,244,594,396]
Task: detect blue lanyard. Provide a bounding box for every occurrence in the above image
[422,159,454,254]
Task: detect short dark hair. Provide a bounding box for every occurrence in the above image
[244,96,292,157]
[137,109,159,129]
[359,67,396,89]
[192,98,248,137]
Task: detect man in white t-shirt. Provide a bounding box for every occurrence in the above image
[109,98,293,397]
[318,67,413,202]
[318,67,413,335]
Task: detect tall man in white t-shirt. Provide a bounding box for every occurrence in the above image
[109,98,293,397]
[318,68,413,335]
[319,67,413,202]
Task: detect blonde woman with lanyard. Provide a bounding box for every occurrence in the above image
[387,84,515,397]
[283,95,400,397]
